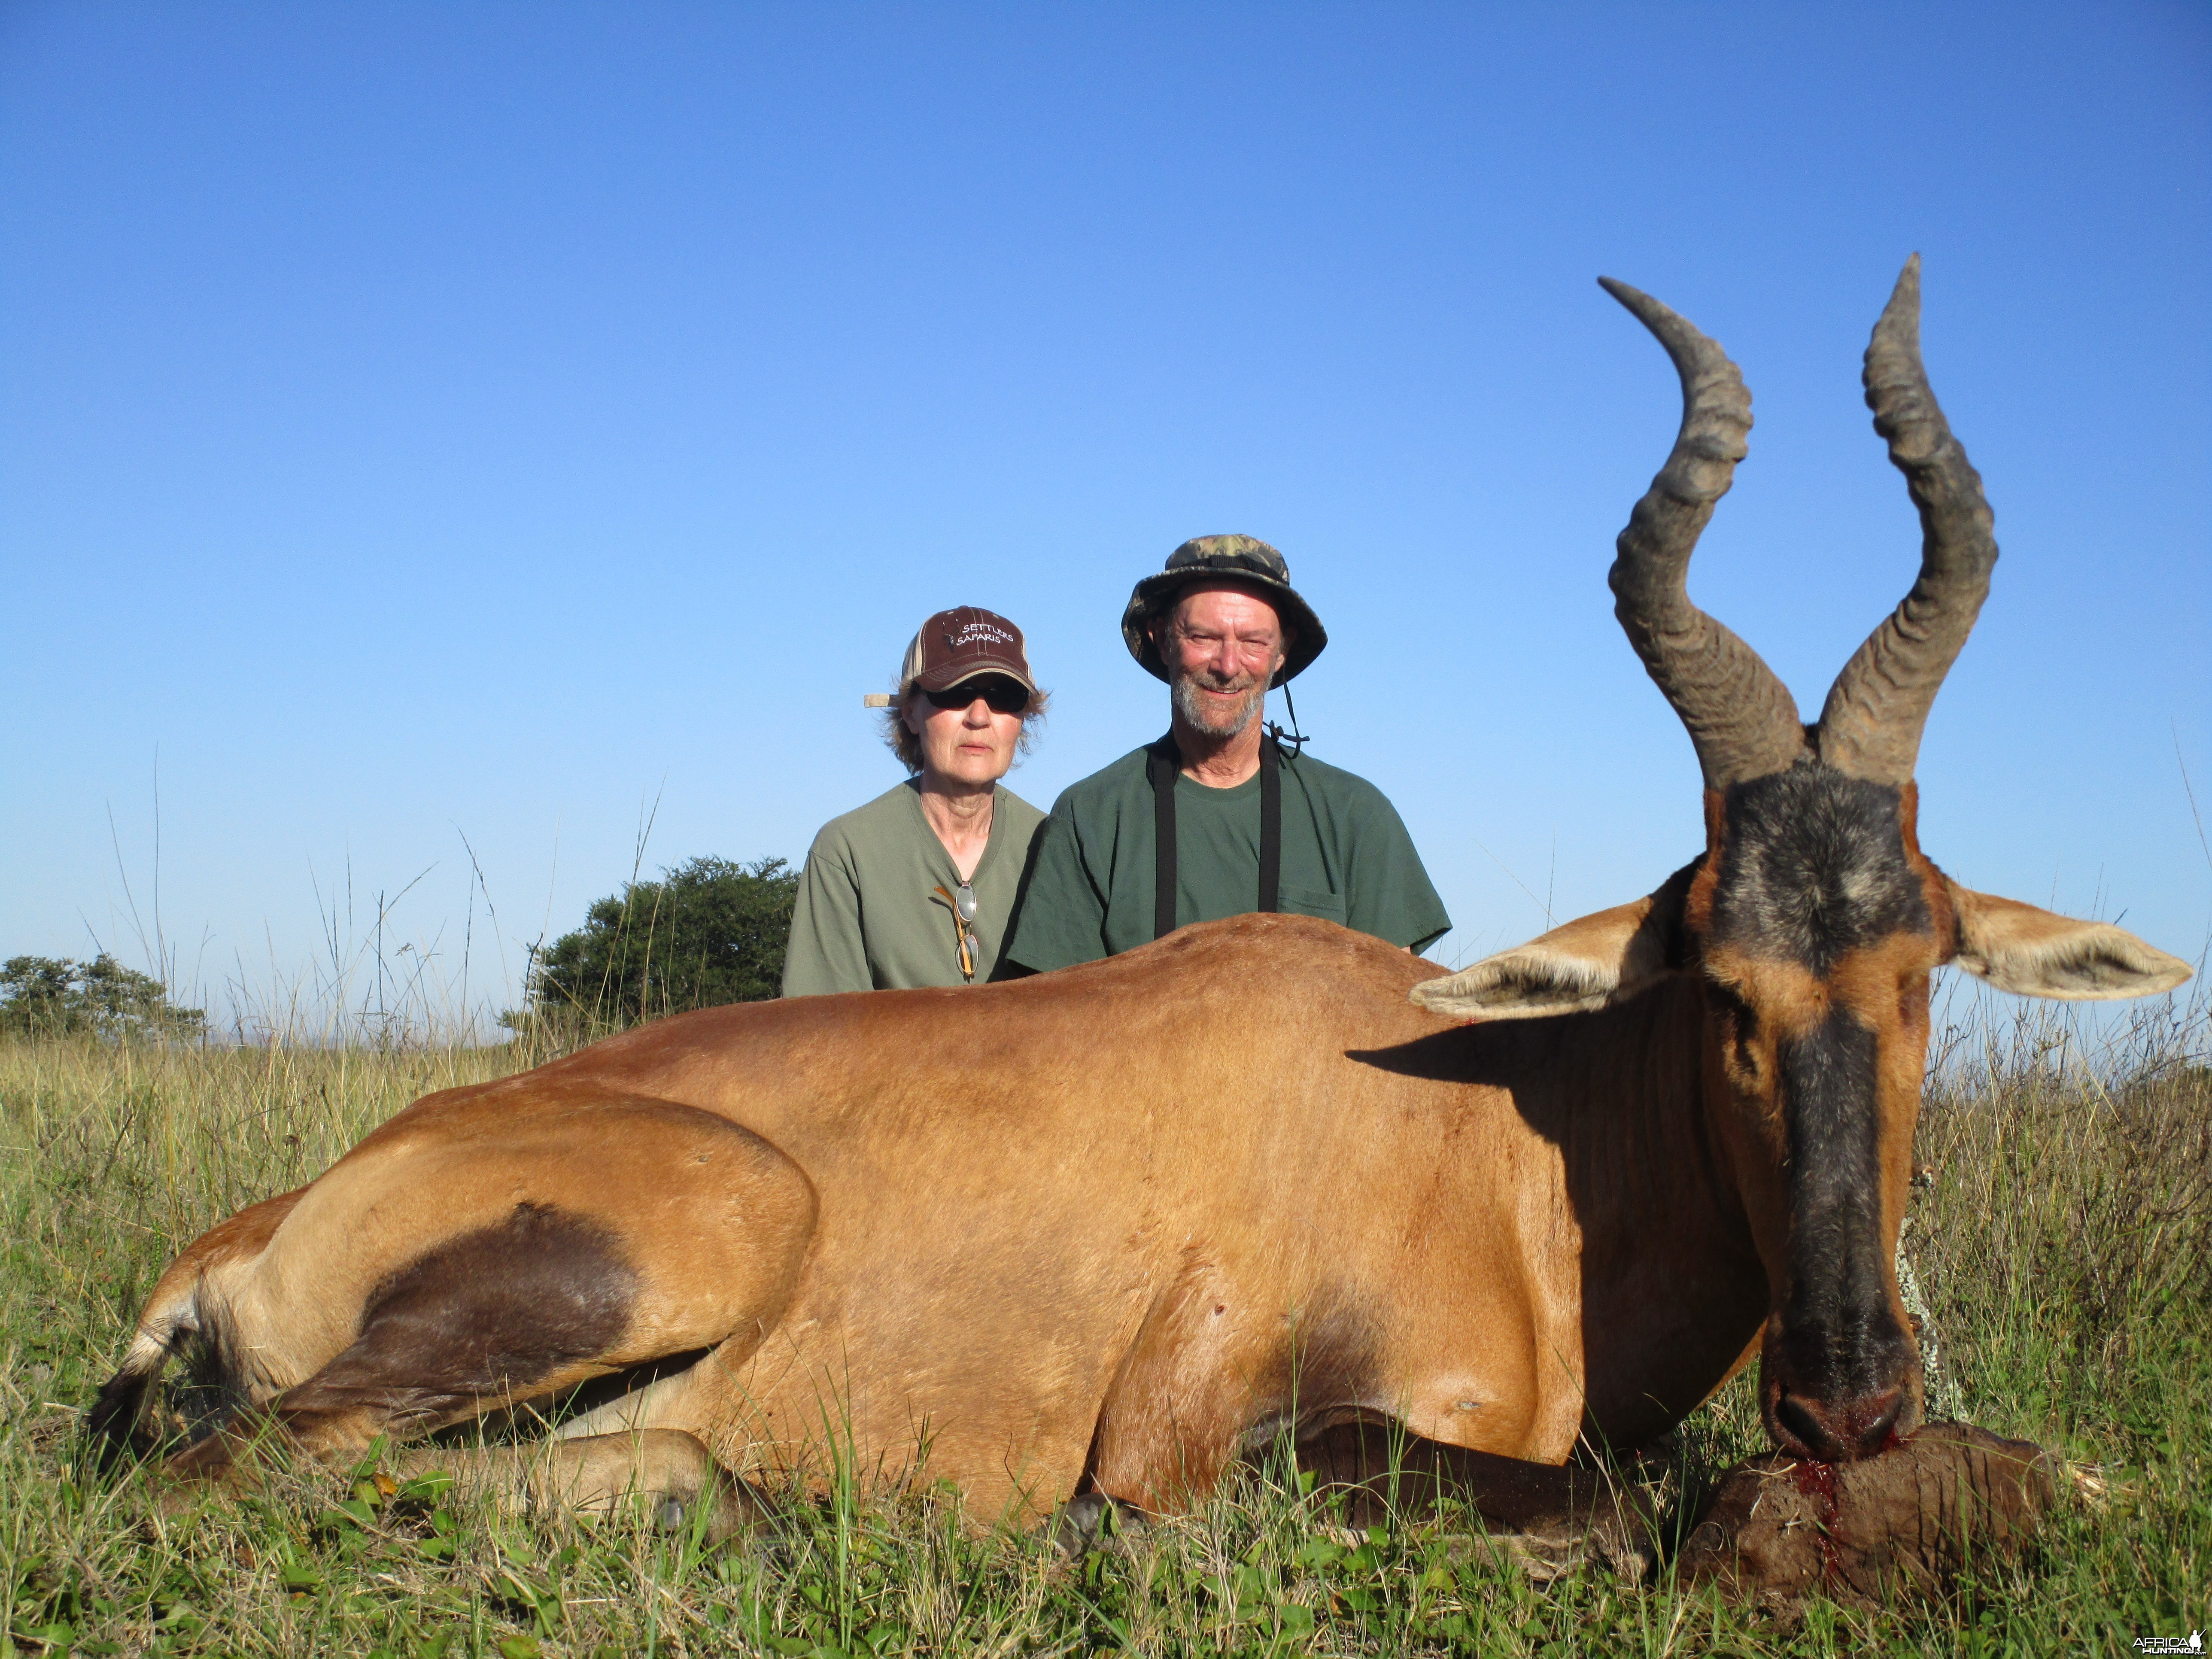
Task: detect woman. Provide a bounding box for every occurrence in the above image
[781,606,1050,994]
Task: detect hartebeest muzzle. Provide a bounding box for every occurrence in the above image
[1763,1003,1923,1461]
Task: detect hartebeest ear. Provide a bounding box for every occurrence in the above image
[1946,883,2194,1000]
[1410,863,1694,1020]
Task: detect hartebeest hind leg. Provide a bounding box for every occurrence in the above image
[121,1093,817,1530]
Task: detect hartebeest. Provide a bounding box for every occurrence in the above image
[94,260,2188,1543]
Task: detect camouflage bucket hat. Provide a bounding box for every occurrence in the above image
[1121,535,1328,687]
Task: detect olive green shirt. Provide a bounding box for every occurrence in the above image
[1003,742,1450,972]
[781,780,1048,995]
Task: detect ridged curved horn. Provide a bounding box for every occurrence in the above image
[1815,256,1999,784]
[1600,277,1807,790]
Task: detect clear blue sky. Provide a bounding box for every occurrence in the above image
[4,2,2207,1034]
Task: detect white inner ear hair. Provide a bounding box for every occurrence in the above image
[1411,893,1680,1022]
[1410,949,1624,1020]
[1955,918,2193,1001]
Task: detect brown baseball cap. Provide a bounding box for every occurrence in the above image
[896,606,1036,698]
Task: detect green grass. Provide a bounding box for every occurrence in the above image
[1,1002,2206,1657]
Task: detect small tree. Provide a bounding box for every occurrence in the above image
[0,954,206,1040]
[514,856,799,1035]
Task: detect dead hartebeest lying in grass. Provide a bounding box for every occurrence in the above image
[94,260,2187,1558]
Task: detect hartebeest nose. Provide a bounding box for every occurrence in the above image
[1771,1383,1908,1463]
[1762,1307,1920,1463]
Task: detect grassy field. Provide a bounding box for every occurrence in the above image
[1,996,2206,1658]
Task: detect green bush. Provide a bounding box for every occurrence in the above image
[0,954,204,1040]
[514,855,799,1034]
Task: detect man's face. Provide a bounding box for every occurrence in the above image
[1157,584,1290,739]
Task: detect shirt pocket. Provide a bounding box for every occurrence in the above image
[1276,884,1347,924]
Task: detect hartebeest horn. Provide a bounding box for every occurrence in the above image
[1814,256,1999,785]
[1600,277,1807,790]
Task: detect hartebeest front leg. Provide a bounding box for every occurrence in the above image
[391,1429,769,1544]
[1055,1408,1656,1580]
[1290,1414,1655,1582]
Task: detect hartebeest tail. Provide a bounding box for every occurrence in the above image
[87,1184,307,1468]
[86,1324,172,1466]
[87,1283,241,1469]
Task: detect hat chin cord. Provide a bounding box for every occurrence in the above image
[1265,682,1310,757]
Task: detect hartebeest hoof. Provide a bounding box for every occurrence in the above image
[1292,1417,1657,1583]
[535,1430,770,1547]
[393,1429,770,1547]
[1455,1507,1656,1588]
[1047,1491,1154,1559]
[1677,1421,2061,1607]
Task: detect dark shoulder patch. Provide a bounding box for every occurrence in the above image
[1710,765,1930,972]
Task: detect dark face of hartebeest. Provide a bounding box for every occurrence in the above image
[1413,258,2191,1463]
[1691,761,1949,1460]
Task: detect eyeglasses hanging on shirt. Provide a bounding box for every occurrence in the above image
[931,882,980,981]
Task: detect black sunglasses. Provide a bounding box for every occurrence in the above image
[922,678,1029,715]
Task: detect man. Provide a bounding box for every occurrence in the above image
[1002,536,1449,973]
[782,606,1050,994]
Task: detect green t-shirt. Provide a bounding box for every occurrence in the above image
[1003,742,1451,971]
[781,780,1048,995]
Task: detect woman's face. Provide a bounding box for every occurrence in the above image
[904,680,1025,789]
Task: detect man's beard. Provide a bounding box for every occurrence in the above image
[1171,668,1267,739]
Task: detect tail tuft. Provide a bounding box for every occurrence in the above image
[86,1336,170,1472]
[85,1297,248,1474]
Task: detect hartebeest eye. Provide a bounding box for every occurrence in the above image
[1705,982,1765,1084]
